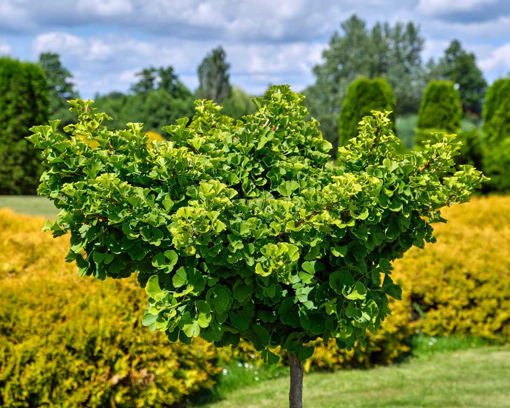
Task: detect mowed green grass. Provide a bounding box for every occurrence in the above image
[205,347,510,408]
[0,195,57,217]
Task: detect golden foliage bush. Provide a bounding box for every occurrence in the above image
[394,194,510,342]
[0,209,220,408]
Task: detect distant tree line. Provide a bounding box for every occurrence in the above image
[304,15,487,154]
[0,14,506,194]
[36,46,255,135]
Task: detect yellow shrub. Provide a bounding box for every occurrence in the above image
[393,195,510,342]
[145,131,165,143]
[0,209,220,408]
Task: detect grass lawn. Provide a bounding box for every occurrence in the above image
[0,195,57,217]
[204,347,510,408]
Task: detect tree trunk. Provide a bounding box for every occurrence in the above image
[288,352,303,408]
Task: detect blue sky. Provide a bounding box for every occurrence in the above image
[1,0,509,98]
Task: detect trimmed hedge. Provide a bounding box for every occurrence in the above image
[416,80,462,147]
[338,77,396,147]
[482,78,510,191]
[457,128,483,169]
[0,57,48,194]
[0,209,221,407]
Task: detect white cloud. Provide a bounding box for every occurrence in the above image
[31,31,324,97]
[1,0,350,42]
[417,0,499,15]
[34,32,83,54]
[1,0,507,96]
[0,40,11,55]
[77,0,133,17]
[0,1,31,32]
[479,43,510,77]
[422,39,450,61]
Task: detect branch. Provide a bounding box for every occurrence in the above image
[419,153,439,172]
[369,126,380,152]
[294,207,328,228]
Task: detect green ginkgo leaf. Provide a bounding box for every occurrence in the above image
[145,275,166,302]
[172,267,187,288]
[343,281,367,300]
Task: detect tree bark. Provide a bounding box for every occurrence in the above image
[288,352,303,408]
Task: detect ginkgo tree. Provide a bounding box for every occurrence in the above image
[29,86,483,408]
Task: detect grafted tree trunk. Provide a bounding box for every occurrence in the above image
[288,352,303,408]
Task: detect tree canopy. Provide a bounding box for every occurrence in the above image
[482,78,510,191]
[305,15,426,152]
[39,52,79,126]
[338,77,396,147]
[430,40,487,115]
[0,57,48,194]
[416,80,462,140]
[196,46,232,103]
[95,65,194,132]
[30,86,482,363]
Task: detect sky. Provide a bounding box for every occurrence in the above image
[0,0,509,98]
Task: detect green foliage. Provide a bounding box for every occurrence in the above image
[221,87,256,120]
[29,86,482,363]
[95,90,194,133]
[94,66,194,133]
[39,52,79,126]
[482,78,510,191]
[430,40,487,115]
[396,114,418,149]
[457,128,482,169]
[416,80,462,146]
[338,77,396,147]
[0,57,49,194]
[196,46,232,103]
[131,68,158,94]
[131,66,190,99]
[305,15,426,153]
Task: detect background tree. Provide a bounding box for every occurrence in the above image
[416,80,462,146]
[39,52,79,112]
[196,46,232,103]
[221,86,256,119]
[0,57,48,194]
[39,52,79,127]
[131,67,158,94]
[432,40,487,115]
[338,77,396,147]
[482,78,510,191]
[304,15,426,153]
[30,86,482,407]
[95,65,194,132]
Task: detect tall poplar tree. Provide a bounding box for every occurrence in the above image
[196,46,232,103]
